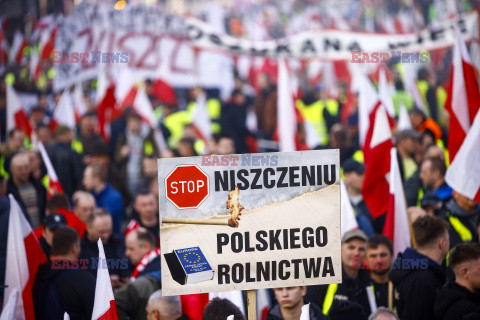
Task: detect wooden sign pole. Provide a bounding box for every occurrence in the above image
[247,290,257,320]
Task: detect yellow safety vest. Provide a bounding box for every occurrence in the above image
[295,100,329,146]
[0,156,9,179]
[163,110,192,149]
[447,213,473,242]
[72,139,83,155]
[144,140,154,156]
[322,283,339,315]
[353,150,364,164]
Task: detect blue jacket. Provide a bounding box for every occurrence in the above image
[92,183,124,236]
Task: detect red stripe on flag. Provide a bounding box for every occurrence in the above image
[383,193,396,242]
[23,232,48,320]
[180,293,210,320]
[96,300,119,320]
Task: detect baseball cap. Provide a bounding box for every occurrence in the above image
[343,159,365,175]
[44,212,67,230]
[342,229,367,243]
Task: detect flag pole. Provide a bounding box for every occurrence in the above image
[247,290,257,320]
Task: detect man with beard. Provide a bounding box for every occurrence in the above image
[366,235,397,309]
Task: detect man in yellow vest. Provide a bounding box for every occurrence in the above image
[306,229,373,316]
[438,190,480,249]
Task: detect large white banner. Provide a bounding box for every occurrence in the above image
[186,11,479,59]
[158,150,341,296]
[53,2,233,92]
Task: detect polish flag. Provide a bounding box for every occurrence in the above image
[180,294,209,320]
[383,148,411,257]
[53,90,76,130]
[444,29,480,161]
[39,26,57,60]
[277,58,297,152]
[37,141,64,197]
[73,83,88,121]
[0,289,19,320]
[29,48,40,82]
[6,83,32,139]
[133,84,168,153]
[378,68,395,117]
[9,31,27,65]
[257,289,271,320]
[191,90,212,144]
[445,108,480,202]
[97,84,117,142]
[397,104,412,131]
[0,26,8,65]
[401,62,426,113]
[362,105,393,218]
[91,239,119,320]
[341,180,359,236]
[3,195,47,320]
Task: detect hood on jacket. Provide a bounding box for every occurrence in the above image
[434,281,475,319]
[389,248,446,286]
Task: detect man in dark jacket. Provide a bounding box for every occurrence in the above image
[7,152,46,228]
[438,190,480,248]
[389,215,450,320]
[47,126,84,198]
[434,243,480,320]
[79,208,127,284]
[266,286,327,320]
[33,227,96,320]
[39,212,67,258]
[306,229,373,316]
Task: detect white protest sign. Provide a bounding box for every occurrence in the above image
[158,150,341,296]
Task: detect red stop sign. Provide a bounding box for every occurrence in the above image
[165,165,210,209]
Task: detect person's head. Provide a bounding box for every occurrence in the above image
[72,191,96,223]
[343,159,365,195]
[448,243,480,293]
[46,193,71,214]
[412,215,450,260]
[55,125,74,144]
[146,290,182,320]
[202,297,245,320]
[8,128,25,151]
[396,129,421,157]
[125,228,157,265]
[83,164,107,191]
[126,113,142,134]
[420,192,442,216]
[368,307,399,320]
[329,124,351,148]
[86,208,113,244]
[79,112,97,136]
[36,124,52,146]
[215,135,235,155]
[134,190,157,221]
[42,212,67,246]
[341,230,367,270]
[231,89,246,106]
[452,190,479,212]
[177,137,197,157]
[273,286,306,311]
[30,106,46,125]
[51,227,80,260]
[419,157,446,190]
[423,144,445,162]
[10,152,31,185]
[366,235,393,277]
[409,108,426,130]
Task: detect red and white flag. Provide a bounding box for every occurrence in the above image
[362,105,393,218]
[277,58,297,152]
[53,90,76,130]
[29,47,40,82]
[378,68,395,117]
[73,83,88,120]
[39,26,56,61]
[9,31,27,65]
[91,239,119,320]
[6,83,32,139]
[0,26,8,65]
[341,180,359,236]
[37,141,64,197]
[257,289,271,320]
[445,108,480,202]
[3,195,47,320]
[383,148,411,257]
[444,29,480,161]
